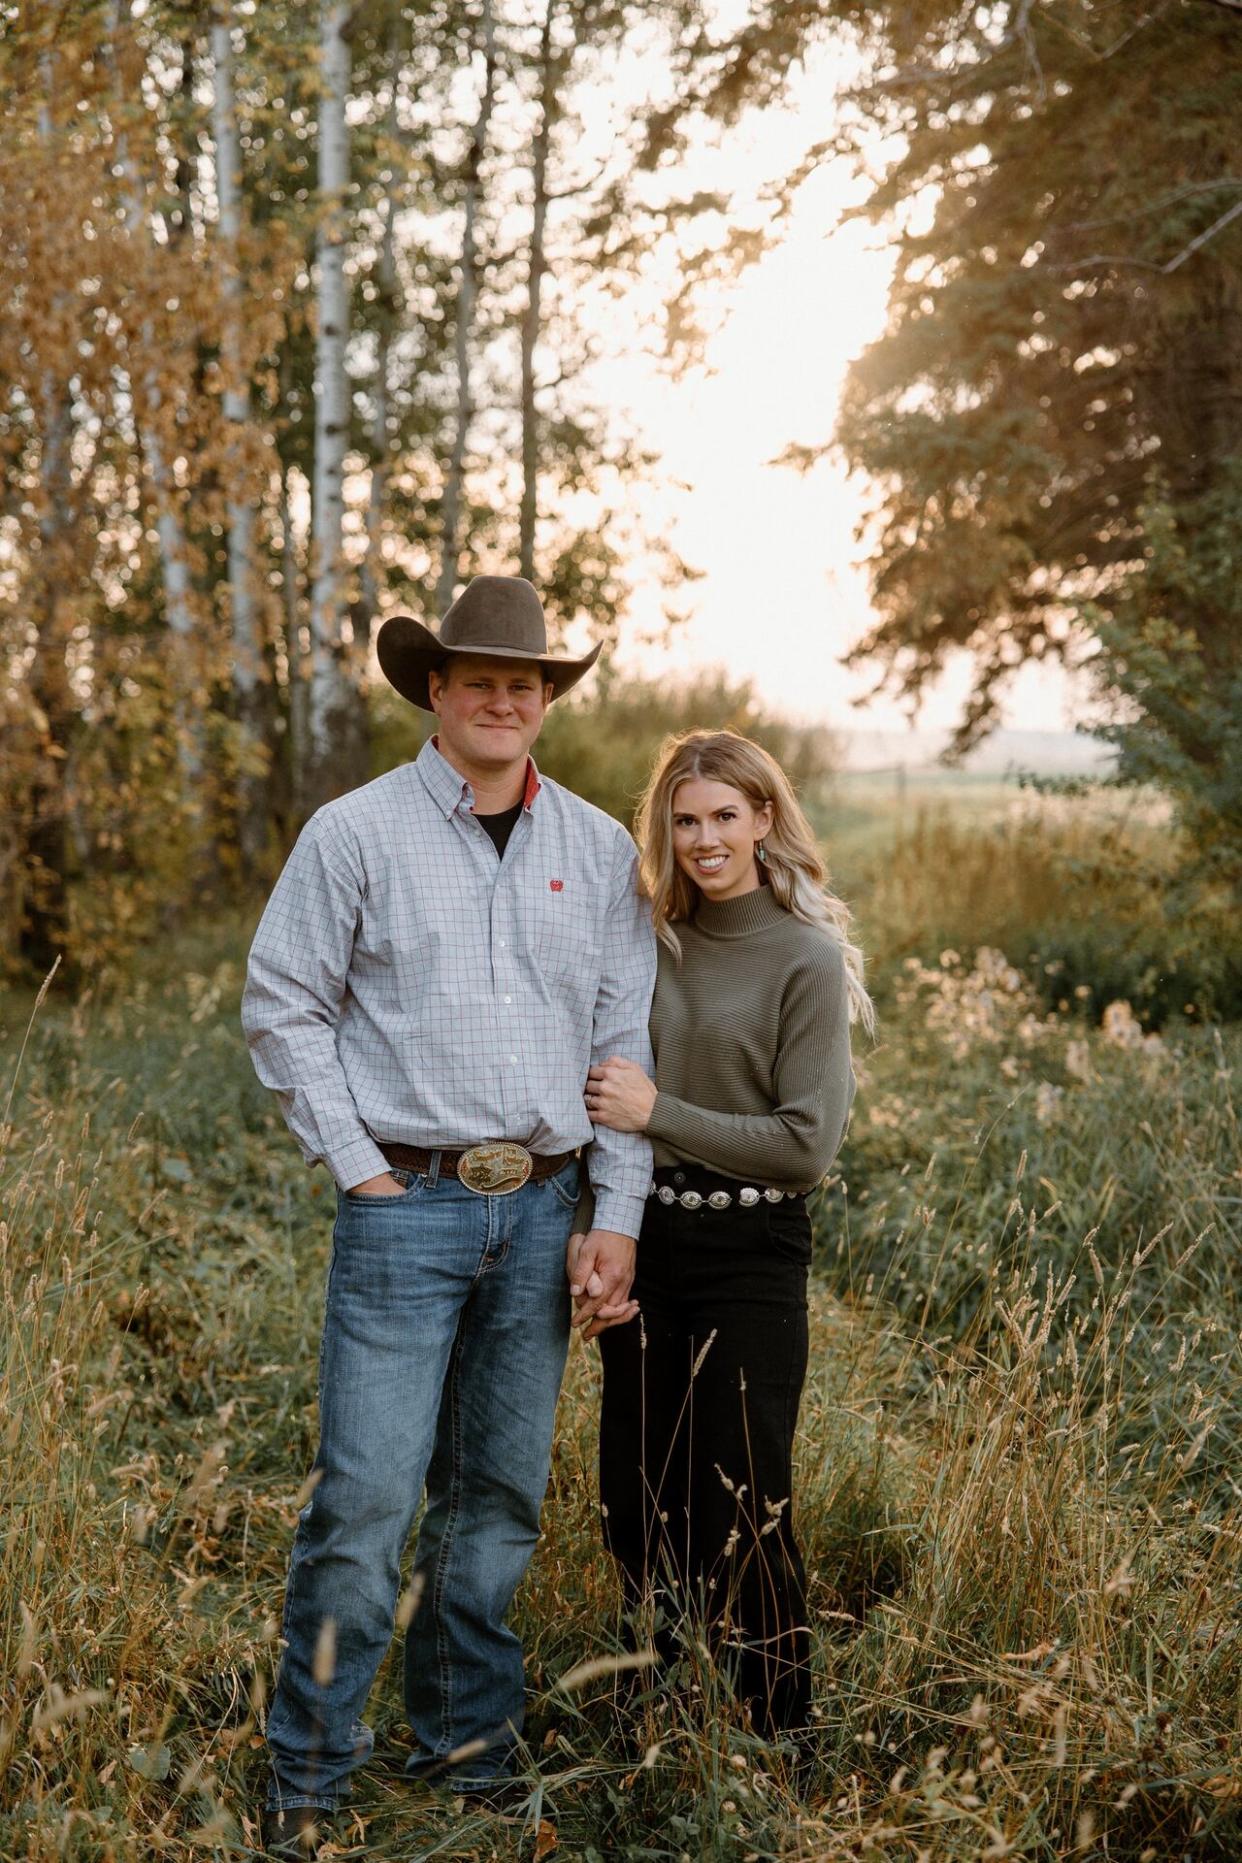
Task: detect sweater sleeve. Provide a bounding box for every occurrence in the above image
[645,942,855,1186]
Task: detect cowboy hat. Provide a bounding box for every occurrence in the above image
[376,576,602,712]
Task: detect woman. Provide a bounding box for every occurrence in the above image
[576,729,872,1738]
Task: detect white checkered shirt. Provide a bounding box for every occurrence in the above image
[241,737,656,1237]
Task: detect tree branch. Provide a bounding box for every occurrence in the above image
[1062,177,1242,232]
[1048,197,1242,274]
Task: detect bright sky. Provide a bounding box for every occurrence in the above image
[583,34,1079,741]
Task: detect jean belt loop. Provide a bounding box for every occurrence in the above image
[427,1149,442,1190]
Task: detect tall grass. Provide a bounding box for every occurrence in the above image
[1,811,1240,1858]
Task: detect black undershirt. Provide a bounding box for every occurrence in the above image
[473,801,524,858]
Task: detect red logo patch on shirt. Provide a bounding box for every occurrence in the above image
[549,879,564,892]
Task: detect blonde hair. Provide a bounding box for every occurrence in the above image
[634,729,876,1036]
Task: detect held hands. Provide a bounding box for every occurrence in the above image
[572,1055,651,1339]
[567,1229,638,1342]
[584,1056,657,1133]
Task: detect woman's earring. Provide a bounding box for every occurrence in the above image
[756,840,768,865]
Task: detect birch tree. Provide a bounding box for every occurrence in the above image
[107,0,202,785]
[359,20,406,637]
[437,0,497,612]
[211,1,267,873]
[518,0,558,583]
[305,0,363,812]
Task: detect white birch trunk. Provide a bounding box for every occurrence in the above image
[211,4,266,866]
[307,0,354,803]
[107,0,200,781]
[360,48,401,630]
[281,455,310,797]
[211,9,257,688]
[520,0,557,583]
[437,0,496,614]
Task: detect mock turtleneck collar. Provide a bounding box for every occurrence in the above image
[691,882,788,939]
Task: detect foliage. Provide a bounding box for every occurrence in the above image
[828,3,1242,736]
[1088,472,1242,887]
[0,0,734,973]
[836,797,1242,1026]
[678,1,1242,871]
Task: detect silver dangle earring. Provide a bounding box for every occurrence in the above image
[756,840,768,865]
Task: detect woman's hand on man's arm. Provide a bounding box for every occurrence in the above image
[584,1056,657,1133]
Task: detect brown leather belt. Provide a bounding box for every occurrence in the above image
[379,1140,576,1186]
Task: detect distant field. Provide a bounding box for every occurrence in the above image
[817,766,1170,881]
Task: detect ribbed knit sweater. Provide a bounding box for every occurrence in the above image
[644,883,855,1191]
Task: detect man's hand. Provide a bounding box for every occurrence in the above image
[347,1171,405,1196]
[568,1228,638,1342]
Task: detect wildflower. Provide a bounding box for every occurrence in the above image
[1102,1000,1166,1056]
[1064,1039,1092,1082]
[1101,1000,1143,1047]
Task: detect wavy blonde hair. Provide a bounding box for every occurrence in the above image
[634,729,876,1035]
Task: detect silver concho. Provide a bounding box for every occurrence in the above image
[657,1185,676,1205]
[707,1190,732,1210]
[680,1190,703,1210]
[739,1187,760,1207]
[763,1187,785,1203]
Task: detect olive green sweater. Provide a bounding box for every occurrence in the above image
[645,884,855,1190]
[577,884,855,1230]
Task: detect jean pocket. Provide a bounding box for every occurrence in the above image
[341,1167,421,1205]
[547,1163,582,1213]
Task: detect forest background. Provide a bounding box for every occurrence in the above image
[2,2,1242,1859]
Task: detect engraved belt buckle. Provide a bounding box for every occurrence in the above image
[457,1142,533,1196]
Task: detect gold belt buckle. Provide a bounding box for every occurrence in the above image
[457,1142,533,1196]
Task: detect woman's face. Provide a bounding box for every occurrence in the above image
[670,777,774,903]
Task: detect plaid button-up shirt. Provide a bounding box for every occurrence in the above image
[241,737,656,1237]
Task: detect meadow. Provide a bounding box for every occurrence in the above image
[1,783,1239,1860]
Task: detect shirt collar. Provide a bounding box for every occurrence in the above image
[416,735,543,818]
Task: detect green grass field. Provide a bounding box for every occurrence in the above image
[2,797,1240,1859]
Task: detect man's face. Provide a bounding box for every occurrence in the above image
[428,655,553,775]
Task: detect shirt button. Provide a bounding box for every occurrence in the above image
[509,1055,518,1064]
[673,1171,686,1187]
[503,995,512,1004]
[499,939,507,948]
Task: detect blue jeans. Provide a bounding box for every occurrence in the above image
[265,1160,577,1812]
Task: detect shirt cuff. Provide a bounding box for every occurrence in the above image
[326,1132,391,1192]
[590,1191,648,1240]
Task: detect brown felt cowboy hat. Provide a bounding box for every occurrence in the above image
[377,576,602,712]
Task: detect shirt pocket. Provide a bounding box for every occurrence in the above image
[529,879,599,986]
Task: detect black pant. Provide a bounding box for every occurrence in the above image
[598,1166,812,1735]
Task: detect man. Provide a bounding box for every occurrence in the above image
[242,576,655,1857]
